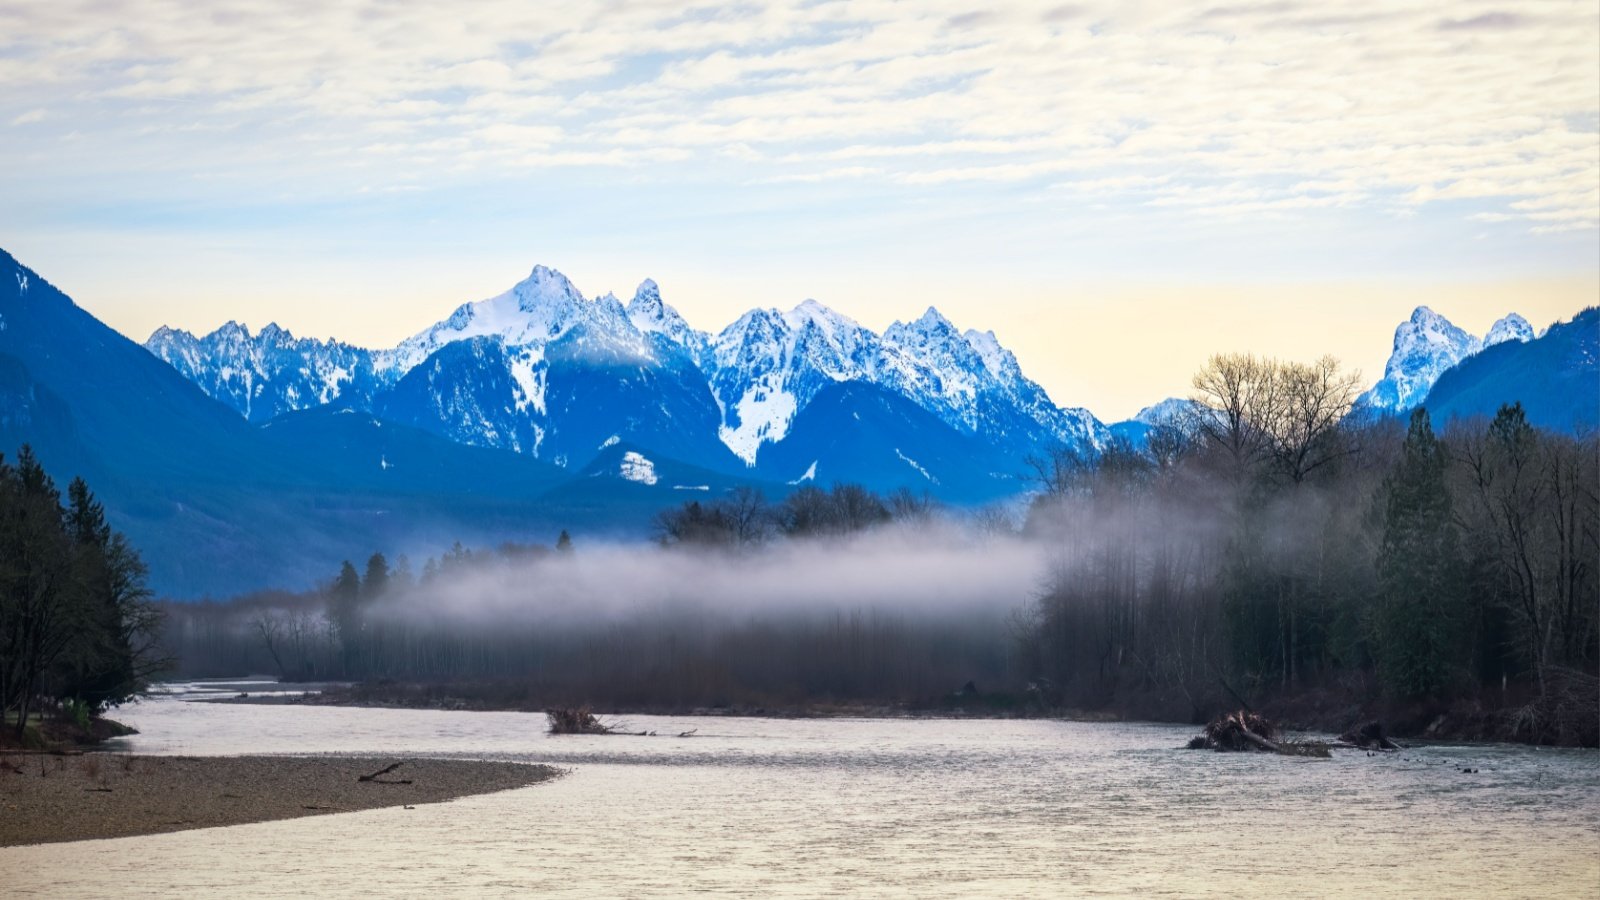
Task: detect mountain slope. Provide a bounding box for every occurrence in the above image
[754,381,1024,502]
[0,247,589,596]
[1420,308,1598,435]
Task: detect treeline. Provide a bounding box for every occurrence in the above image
[653,483,937,547]
[158,486,1022,711]
[0,447,165,740]
[165,540,555,681]
[1019,353,1597,744]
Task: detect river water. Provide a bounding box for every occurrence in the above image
[3,682,1596,897]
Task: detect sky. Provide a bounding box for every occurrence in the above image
[1,0,1595,420]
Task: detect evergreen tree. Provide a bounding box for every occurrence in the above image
[556,530,573,554]
[0,448,162,734]
[330,560,363,677]
[363,553,390,599]
[1373,409,1464,697]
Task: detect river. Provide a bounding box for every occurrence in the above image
[3,681,1596,897]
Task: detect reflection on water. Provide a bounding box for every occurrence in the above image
[4,687,1597,898]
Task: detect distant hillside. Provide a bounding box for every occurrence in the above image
[1421,308,1598,435]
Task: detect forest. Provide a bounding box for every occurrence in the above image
[1020,355,1597,745]
[0,448,166,745]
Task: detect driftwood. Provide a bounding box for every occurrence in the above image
[1186,710,1330,757]
[547,707,616,735]
[357,761,413,784]
[1336,720,1401,751]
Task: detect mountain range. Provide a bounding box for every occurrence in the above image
[146,265,1106,494]
[3,245,1592,597]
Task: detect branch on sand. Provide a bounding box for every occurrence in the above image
[357,762,414,784]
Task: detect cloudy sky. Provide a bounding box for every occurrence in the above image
[2,0,1595,418]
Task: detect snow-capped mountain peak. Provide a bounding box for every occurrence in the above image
[515,264,584,310]
[626,277,708,361]
[962,329,1016,380]
[390,264,647,373]
[1484,313,1535,348]
[1359,305,1535,412]
[1134,397,1200,426]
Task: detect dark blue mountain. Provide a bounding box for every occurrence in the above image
[539,327,745,472]
[1420,307,1598,434]
[373,336,548,455]
[0,247,594,596]
[754,381,1023,502]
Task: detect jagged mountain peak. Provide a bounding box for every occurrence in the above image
[1360,305,1535,413]
[783,297,866,338]
[391,263,652,373]
[962,328,1016,379]
[1485,312,1535,347]
[626,277,707,361]
[512,264,584,309]
[885,306,958,342]
[630,278,661,308]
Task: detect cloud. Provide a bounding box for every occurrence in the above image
[1438,11,1525,31]
[0,0,1594,232]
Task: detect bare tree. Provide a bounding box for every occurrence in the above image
[1191,352,1281,482]
[1268,355,1364,484]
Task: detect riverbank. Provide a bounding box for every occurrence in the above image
[0,755,560,846]
[0,715,140,752]
[207,677,1600,747]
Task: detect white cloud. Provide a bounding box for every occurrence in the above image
[0,0,1594,230]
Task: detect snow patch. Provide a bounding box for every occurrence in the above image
[895,448,937,483]
[509,348,547,414]
[788,460,819,484]
[619,451,658,485]
[718,378,797,465]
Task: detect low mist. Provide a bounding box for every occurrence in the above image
[389,524,1050,628]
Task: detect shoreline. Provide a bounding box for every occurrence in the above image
[0,755,561,847]
[201,681,1600,748]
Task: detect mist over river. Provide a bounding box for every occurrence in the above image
[4,684,1596,898]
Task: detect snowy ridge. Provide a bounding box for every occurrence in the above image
[145,321,387,423]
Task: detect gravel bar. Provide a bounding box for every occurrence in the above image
[0,755,560,846]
